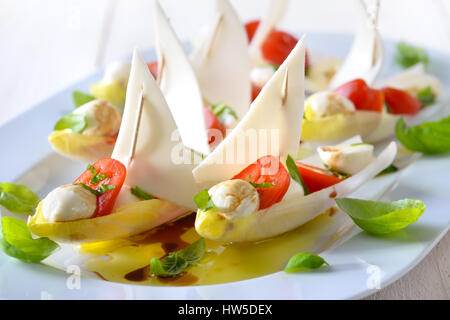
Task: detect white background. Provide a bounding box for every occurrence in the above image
[0,0,448,299]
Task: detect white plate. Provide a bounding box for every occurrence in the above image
[0,33,449,300]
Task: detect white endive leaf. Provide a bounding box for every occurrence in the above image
[191,0,251,119]
[193,36,306,190]
[375,63,443,100]
[153,0,210,155]
[248,0,289,64]
[112,48,198,210]
[329,1,383,88]
[195,142,397,242]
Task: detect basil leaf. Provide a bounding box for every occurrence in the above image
[377,164,398,177]
[0,183,40,214]
[209,103,238,123]
[416,86,436,107]
[0,217,59,263]
[73,90,95,108]
[177,238,205,264]
[335,198,426,235]
[395,42,429,69]
[395,116,450,154]
[98,184,116,194]
[150,255,189,277]
[150,238,205,277]
[54,113,87,133]
[76,183,115,196]
[130,186,154,200]
[286,155,310,195]
[194,189,215,211]
[284,253,329,273]
[246,175,275,188]
[87,164,109,184]
[323,163,350,179]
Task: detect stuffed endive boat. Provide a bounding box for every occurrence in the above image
[192,36,397,242]
[28,48,199,242]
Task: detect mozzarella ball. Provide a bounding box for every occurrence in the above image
[42,184,97,222]
[251,65,276,89]
[103,61,131,87]
[208,179,259,219]
[73,99,121,136]
[318,144,374,176]
[304,91,355,120]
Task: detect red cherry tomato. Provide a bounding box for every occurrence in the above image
[147,61,159,79]
[333,79,385,112]
[245,20,260,42]
[73,158,126,217]
[382,87,422,115]
[203,107,226,147]
[295,162,342,193]
[251,82,262,102]
[232,155,290,209]
[245,20,309,68]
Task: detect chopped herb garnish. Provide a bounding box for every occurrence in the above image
[209,103,238,123]
[286,155,310,195]
[193,189,215,211]
[76,183,115,196]
[131,186,154,200]
[323,163,350,179]
[87,164,109,184]
[416,86,436,107]
[246,175,275,188]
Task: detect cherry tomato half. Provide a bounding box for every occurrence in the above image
[73,158,126,217]
[245,20,309,68]
[295,162,342,193]
[382,87,422,115]
[147,61,159,79]
[333,79,384,113]
[232,155,290,209]
[203,107,226,147]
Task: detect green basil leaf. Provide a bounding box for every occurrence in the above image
[284,253,329,273]
[0,217,59,263]
[323,163,350,179]
[395,42,429,69]
[98,184,116,194]
[76,183,115,196]
[150,238,205,277]
[377,164,398,177]
[209,103,238,123]
[246,175,275,188]
[87,164,109,184]
[416,86,436,107]
[73,90,96,108]
[395,116,450,154]
[335,198,426,235]
[0,183,40,214]
[177,238,205,264]
[150,255,189,277]
[286,155,310,195]
[54,113,87,133]
[130,186,154,200]
[194,189,215,211]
